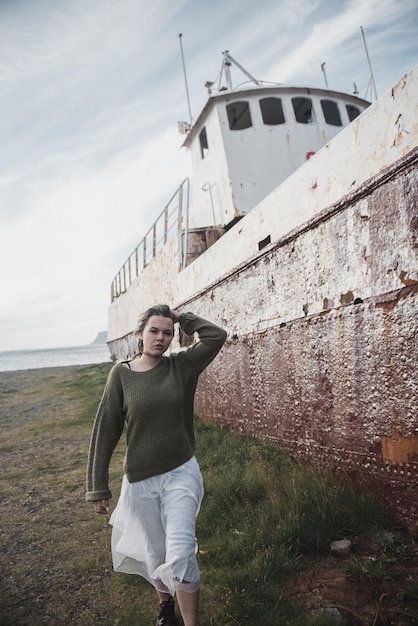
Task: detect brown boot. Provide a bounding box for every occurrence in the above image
[156,596,180,626]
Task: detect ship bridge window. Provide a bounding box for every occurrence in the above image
[321,100,342,126]
[199,127,208,158]
[259,97,285,125]
[292,97,316,124]
[226,101,252,130]
[346,104,361,121]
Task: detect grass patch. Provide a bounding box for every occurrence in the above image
[193,419,399,624]
[0,364,416,626]
[345,556,396,583]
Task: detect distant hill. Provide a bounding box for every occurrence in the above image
[90,331,107,345]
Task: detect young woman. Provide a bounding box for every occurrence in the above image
[86,306,226,626]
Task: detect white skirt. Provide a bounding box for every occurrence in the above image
[109,456,204,596]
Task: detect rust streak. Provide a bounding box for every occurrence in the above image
[381,430,418,464]
[340,290,354,305]
[399,270,417,286]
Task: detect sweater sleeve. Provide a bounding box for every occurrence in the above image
[85,365,125,502]
[178,312,227,372]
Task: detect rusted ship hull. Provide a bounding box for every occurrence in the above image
[190,152,418,533]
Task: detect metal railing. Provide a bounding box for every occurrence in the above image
[110,178,189,302]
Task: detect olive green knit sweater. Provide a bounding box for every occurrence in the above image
[86,313,226,502]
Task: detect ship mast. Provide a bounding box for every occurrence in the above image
[221,51,261,90]
[360,26,378,101]
[179,33,194,126]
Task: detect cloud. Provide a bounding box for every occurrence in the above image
[0,0,180,87]
[263,0,413,87]
[0,119,190,349]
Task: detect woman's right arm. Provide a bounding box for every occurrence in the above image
[85,365,125,505]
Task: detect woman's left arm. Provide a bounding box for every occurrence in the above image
[177,311,227,371]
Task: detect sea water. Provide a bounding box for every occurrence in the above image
[0,343,112,373]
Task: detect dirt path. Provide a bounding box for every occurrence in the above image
[0,364,135,626]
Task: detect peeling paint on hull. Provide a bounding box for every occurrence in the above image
[191,157,417,533]
[195,285,417,534]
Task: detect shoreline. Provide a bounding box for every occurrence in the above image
[0,363,112,411]
[0,361,112,375]
[0,343,112,375]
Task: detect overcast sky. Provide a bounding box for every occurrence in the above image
[1,0,417,351]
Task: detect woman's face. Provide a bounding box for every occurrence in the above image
[140,315,174,357]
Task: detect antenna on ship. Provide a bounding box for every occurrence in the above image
[360,26,378,101]
[178,34,193,127]
[321,62,329,88]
